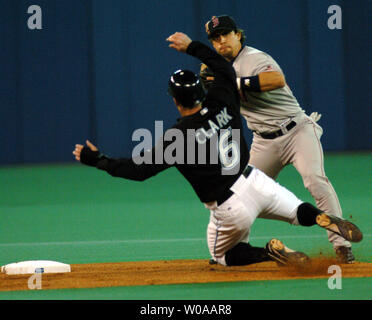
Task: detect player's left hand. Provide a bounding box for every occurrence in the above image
[166,32,192,52]
[73,140,98,162]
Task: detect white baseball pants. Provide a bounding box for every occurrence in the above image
[206,166,302,266]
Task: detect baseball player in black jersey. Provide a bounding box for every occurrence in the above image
[73,32,362,267]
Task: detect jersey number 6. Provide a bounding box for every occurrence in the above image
[218,128,240,170]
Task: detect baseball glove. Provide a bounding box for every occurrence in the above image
[199,63,215,90]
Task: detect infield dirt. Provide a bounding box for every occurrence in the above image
[1,257,372,291]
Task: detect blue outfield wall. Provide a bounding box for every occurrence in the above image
[0,0,371,165]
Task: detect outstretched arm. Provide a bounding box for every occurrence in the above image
[73,140,170,181]
[166,32,236,88]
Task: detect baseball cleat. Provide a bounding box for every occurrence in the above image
[316,213,363,243]
[209,259,217,265]
[335,246,355,264]
[266,239,310,267]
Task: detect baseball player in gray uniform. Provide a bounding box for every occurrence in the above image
[202,15,354,263]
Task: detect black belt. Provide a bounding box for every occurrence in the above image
[216,165,254,206]
[242,164,253,178]
[257,121,296,139]
[216,190,233,206]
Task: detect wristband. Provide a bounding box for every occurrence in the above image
[239,75,261,92]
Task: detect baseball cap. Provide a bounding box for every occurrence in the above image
[206,15,238,39]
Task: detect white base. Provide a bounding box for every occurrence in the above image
[1,260,71,275]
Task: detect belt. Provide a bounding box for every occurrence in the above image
[257,121,296,139]
[216,165,254,206]
[216,190,234,206]
[242,164,253,178]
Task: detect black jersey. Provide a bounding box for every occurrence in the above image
[96,41,250,204]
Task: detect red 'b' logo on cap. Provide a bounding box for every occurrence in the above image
[211,16,219,28]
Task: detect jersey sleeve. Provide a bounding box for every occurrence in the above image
[186,41,238,101]
[96,152,170,181]
[186,41,240,110]
[250,52,283,76]
[95,130,177,181]
[186,41,236,86]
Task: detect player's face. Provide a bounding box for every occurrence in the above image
[211,31,242,61]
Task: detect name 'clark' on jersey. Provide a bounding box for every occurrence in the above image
[95,41,250,204]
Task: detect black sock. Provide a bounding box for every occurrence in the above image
[296,202,322,226]
[225,242,271,266]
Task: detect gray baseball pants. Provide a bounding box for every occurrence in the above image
[248,113,350,249]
